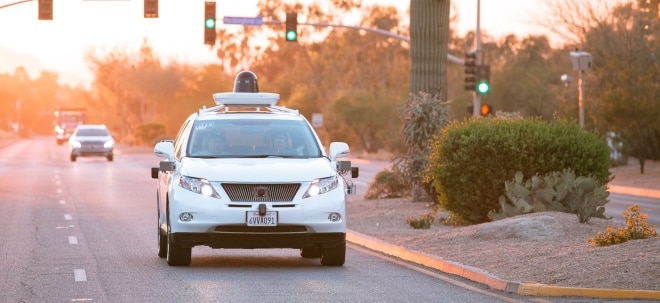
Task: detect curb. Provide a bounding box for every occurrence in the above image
[346,230,660,300]
[608,185,660,199]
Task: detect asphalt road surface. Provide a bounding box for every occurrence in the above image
[1,137,535,303]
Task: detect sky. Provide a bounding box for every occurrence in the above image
[0,0,548,88]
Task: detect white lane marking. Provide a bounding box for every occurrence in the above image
[74,269,87,282]
[59,199,66,205]
[68,236,78,244]
[64,214,72,220]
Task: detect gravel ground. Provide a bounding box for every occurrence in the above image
[347,160,660,291]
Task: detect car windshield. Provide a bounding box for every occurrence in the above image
[187,119,321,158]
[76,128,109,136]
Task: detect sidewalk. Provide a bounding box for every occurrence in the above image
[346,184,660,300]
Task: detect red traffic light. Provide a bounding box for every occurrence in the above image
[480,104,492,116]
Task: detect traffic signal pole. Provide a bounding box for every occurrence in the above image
[262,19,465,65]
[472,0,482,117]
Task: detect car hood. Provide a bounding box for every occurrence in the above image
[180,157,336,182]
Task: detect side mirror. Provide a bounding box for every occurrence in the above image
[154,141,174,160]
[328,142,349,161]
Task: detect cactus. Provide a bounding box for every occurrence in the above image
[490,169,611,223]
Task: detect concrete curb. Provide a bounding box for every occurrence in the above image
[346,230,660,300]
[608,185,660,199]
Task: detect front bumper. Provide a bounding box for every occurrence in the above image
[71,144,113,157]
[170,231,345,249]
[165,182,348,249]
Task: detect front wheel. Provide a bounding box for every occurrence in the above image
[157,226,167,258]
[320,241,346,266]
[166,234,191,266]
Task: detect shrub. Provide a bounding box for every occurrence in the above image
[364,169,410,199]
[588,204,657,246]
[405,212,436,229]
[134,123,167,146]
[427,116,611,224]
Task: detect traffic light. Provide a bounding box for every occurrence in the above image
[204,1,216,46]
[464,52,476,91]
[476,64,491,95]
[144,0,158,18]
[38,0,53,20]
[480,104,492,116]
[285,13,298,42]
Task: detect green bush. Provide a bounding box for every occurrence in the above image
[364,169,410,199]
[427,116,611,224]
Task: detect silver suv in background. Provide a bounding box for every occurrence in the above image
[68,124,114,162]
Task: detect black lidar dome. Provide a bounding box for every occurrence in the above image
[233,71,259,93]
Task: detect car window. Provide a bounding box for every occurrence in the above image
[187,119,321,158]
[76,128,109,136]
[174,118,194,159]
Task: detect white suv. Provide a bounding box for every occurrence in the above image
[151,71,358,266]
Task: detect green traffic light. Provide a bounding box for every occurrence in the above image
[286,30,297,41]
[205,18,215,29]
[476,80,490,94]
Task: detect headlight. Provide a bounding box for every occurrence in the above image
[69,140,81,148]
[178,175,220,198]
[104,140,114,148]
[303,175,339,198]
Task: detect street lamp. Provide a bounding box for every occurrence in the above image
[569,51,592,128]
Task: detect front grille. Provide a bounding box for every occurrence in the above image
[222,183,300,202]
[80,142,106,151]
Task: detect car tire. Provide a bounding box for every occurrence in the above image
[70,155,76,162]
[300,245,322,258]
[158,226,167,258]
[166,234,191,266]
[320,241,346,266]
[106,155,113,162]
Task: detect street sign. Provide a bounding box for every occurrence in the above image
[223,16,263,26]
[312,113,323,128]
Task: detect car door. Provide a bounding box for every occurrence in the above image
[158,117,194,229]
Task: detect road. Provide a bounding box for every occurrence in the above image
[0,137,531,303]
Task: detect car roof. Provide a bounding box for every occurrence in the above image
[195,111,304,122]
[76,124,108,129]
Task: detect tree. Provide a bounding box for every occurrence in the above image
[536,0,660,173]
[397,0,452,202]
[588,3,660,172]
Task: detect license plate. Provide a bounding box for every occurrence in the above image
[246,211,277,226]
